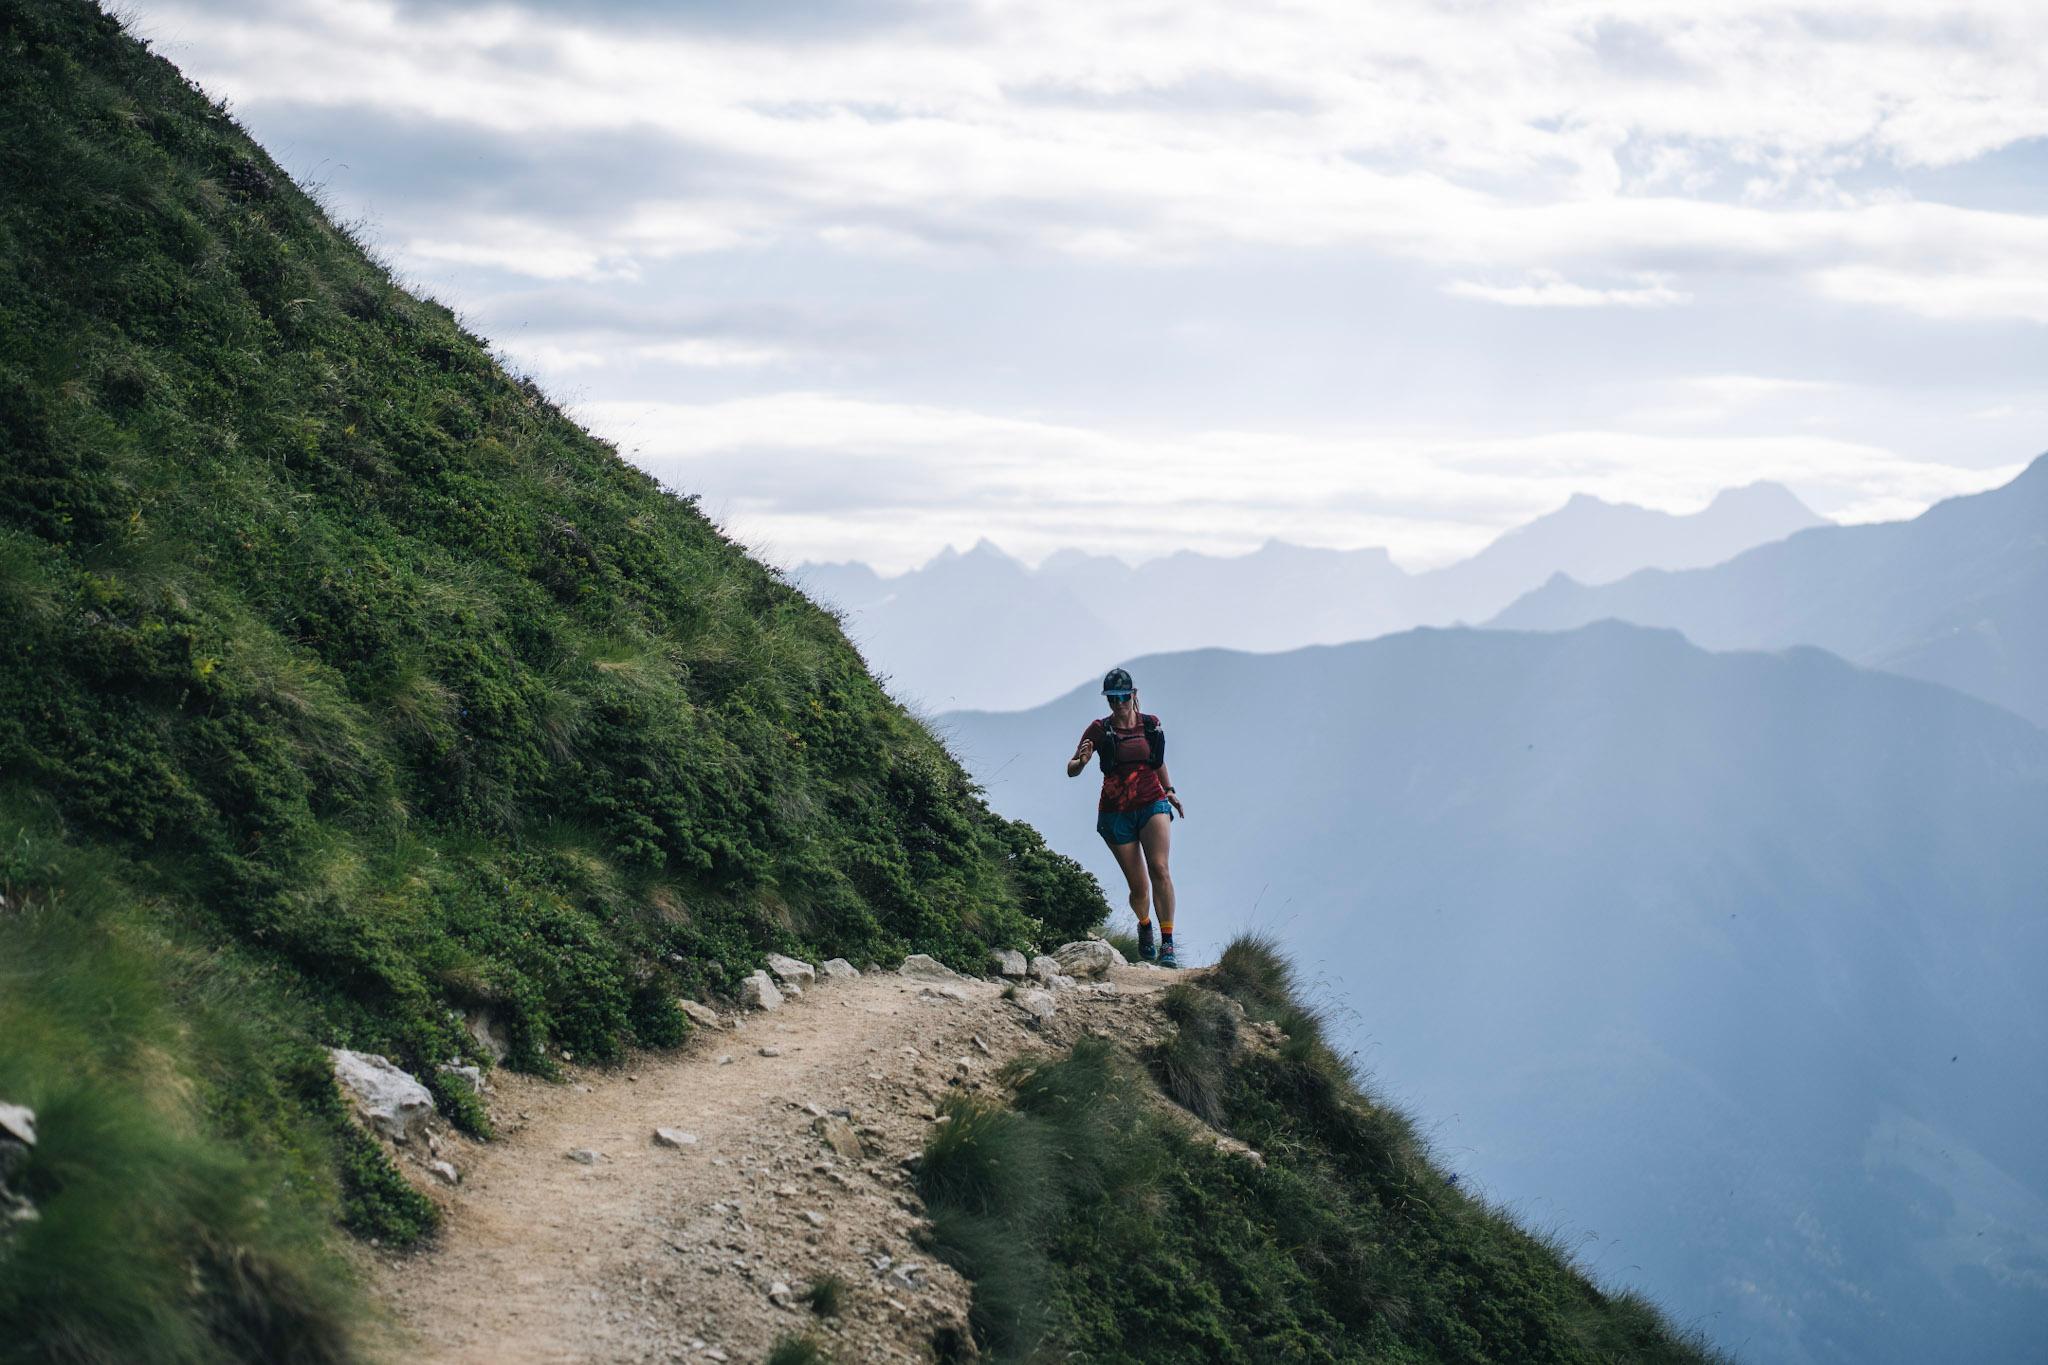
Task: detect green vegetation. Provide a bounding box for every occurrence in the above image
[764,1335,830,1365]
[916,934,1725,1364]
[802,1272,849,1317]
[0,1,1100,1356]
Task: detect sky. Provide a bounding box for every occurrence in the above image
[126,0,2048,571]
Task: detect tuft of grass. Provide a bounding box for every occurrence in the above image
[764,1333,830,1365]
[1104,929,1140,963]
[802,1273,848,1317]
[0,814,377,1362]
[1149,982,1239,1126]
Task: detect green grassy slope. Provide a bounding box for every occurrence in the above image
[920,938,1725,1364]
[0,2,1100,1357]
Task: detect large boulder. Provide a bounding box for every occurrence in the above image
[740,971,784,1011]
[1028,955,1064,984]
[328,1049,434,1143]
[1052,940,1121,979]
[990,949,1028,978]
[764,953,816,989]
[820,958,859,980]
[898,954,965,981]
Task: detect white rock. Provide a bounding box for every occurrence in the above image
[918,985,969,1003]
[821,958,858,979]
[462,1010,510,1065]
[654,1128,700,1149]
[0,1103,35,1148]
[758,1045,783,1058]
[328,1049,434,1144]
[763,953,817,988]
[1048,974,1078,991]
[566,1148,602,1165]
[1012,989,1058,1025]
[677,999,723,1031]
[898,953,965,981]
[717,1054,734,1066]
[768,1281,794,1308]
[1028,955,1064,984]
[740,971,784,1011]
[802,1210,826,1227]
[428,1160,460,1185]
[1053,939,1121,978]
[990,948,1028,978]
[437,1062,485,1094]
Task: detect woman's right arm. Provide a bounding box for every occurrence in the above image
[1066,727,1095,778]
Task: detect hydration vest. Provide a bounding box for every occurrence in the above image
[1096,713,1165,774]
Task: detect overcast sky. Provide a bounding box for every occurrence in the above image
[129,0,2047,570]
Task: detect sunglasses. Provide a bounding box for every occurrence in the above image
[1105,691,1134,701]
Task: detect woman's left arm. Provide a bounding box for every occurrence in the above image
[1161,767,1184,818]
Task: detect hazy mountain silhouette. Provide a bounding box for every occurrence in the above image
[797,482,1824,710]
[1494,456,2048,728]
[941,622,2048,1365]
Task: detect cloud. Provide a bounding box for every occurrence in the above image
[129,0,2048,320]
[1445,271,1691,308]
[573,391,2019,571]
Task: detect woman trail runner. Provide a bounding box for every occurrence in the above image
[1066,668,1186,967]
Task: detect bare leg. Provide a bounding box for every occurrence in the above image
[1108,836,1152,925]
[1138,812,1174,935]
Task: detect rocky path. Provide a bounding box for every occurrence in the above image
[367,957,1178,1364]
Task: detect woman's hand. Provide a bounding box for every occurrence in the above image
[1167,790,1186,819]
[1066,737,1094,777]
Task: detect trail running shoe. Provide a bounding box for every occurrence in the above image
[1158,938,1179,970]
[1137,921,1157,961]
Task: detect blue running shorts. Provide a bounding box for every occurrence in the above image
[1097,799,1173,846]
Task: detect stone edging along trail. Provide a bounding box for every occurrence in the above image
[362,952,1184,1364]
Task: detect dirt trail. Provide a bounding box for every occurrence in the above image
[368,962,1178,1364]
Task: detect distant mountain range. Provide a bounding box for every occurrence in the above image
[941,622,2048,1365]
[1494,455,2048,728]
[798,481,1825,711]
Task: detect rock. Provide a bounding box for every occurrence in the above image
[328,1049,435,1144]
[764,953,817,988]
[654,1128,700,1149]
[768,1280,794,1308]
[437,1062,485,1094]
[1053,940,1121,979]
[0,1103,34,1149]
[918,985,969,1003]
[1011,989,1057,1026]
[462,1009,510,1065]
[816,1115,865,1160]
[821,957,858,980]
[758,1046,783,1058]
[566,1148,602,1165]
[898,953,965,981]
[0,1102,35,1194]
[990,948,1028,978]
[428,1160,460,1185]
[678,999,723,1031]
[717,1054,734,1066]
[740,971,784,1011]
[802,1210,825,1227]
[1028,954,1064,984]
